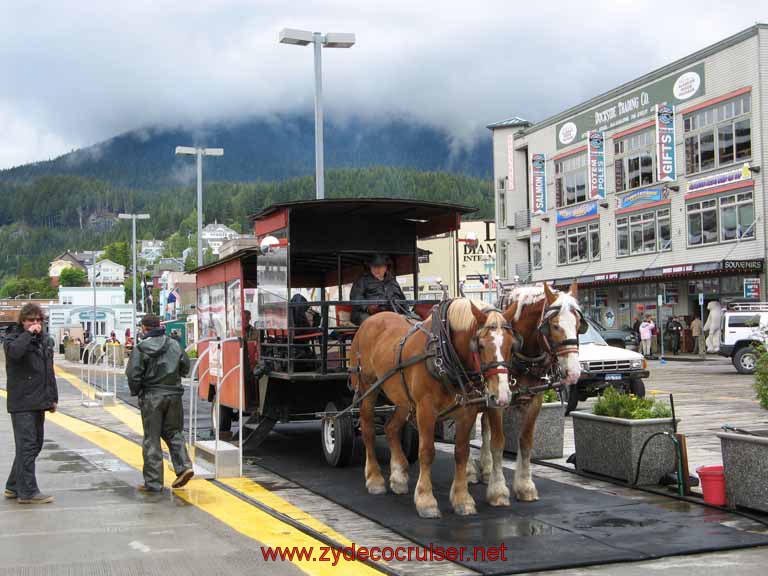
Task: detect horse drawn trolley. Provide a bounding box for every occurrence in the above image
[193,198,477,466]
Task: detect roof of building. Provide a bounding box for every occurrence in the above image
[488,23,767,135]
[485,116,530,129]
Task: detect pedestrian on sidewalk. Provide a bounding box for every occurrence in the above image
[126,314,194,493]
[690,316,704,356]
[666,316,683,355]
[3,303,58,504]
[639,316,655,358]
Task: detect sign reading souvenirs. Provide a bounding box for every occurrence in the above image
[618,187,664,210]
[722,259,764,272]
[555,62,705,149]
[587,131,606,199]
[744,278,761,300]
[556,201,598,225]
[656,103,676,181]
[687,163,752,194]
[531,153,547,215]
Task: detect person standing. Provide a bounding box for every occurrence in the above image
[4,303,58,504]
[666,316,683,355]
[639,316,654,358]
[125,314,193,493]
[690,316,704,356]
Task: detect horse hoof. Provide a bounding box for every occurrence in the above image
[488,494,511,507]
[417,505,442,519]
[514,483,539,502]
[366,479,387,495]
[453,501,477,516]
[390,479,409,495]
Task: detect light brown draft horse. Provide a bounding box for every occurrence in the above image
[350,299,517,518]
[471,282,584,503]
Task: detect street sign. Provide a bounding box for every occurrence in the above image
[698,293,704,306]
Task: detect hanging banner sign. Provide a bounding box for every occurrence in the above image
[507,134,515,190]
[656,103,676,182]
[555,62,705,149]
[587,130,606,199]
[618,187,664,210]
[556,201,598,225]
[531,153,547,215]
[744,278,761,300]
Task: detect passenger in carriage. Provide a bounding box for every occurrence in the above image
[349,254,407,325]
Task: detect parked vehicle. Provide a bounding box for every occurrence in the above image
[591,319,639,351]
[718,302,768,375]
[565,319,649,414]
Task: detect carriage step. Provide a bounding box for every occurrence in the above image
[193,440,239,477]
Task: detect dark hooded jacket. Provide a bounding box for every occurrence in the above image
[349,271,406,325]
[125,328,190,396]
[3,325,58,413]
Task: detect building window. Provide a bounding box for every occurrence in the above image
[614,128,655,192]
[62,295,73,305]
[557,222,600,265]
[555,153,587,207]
[498,241,508,278]
[684,93,751,175]
[617,209,671,257]
[498,189,506,227]
[687,199,718,246]
[531,235,542,269]
[719,190,754,242]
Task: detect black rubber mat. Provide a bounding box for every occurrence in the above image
[246,424,768,575]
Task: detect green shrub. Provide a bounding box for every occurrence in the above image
[754,346,768,410]
[542,388,559,403]
[593,387,672,419]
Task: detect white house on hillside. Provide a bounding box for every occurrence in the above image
[201,222,240,255]
[87,259,126,285]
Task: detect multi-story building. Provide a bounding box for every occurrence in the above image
[48,286,134,343]
[490,24,766,330]
[87,259,126,286]
[139,240,165,264]
[201,222,241,255]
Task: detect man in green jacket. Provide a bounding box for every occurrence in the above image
[126,314,193,492]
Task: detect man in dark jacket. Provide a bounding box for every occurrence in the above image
[349,254,407,325]
[4,303,58,504]
[126,314,193,492]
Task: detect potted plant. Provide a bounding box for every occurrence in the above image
[572,388,677,484]
[717,344,768,513]
[504,388,565,459]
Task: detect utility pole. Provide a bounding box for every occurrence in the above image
[118,213,150,335]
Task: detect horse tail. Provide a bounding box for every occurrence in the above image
[349,332,362,393]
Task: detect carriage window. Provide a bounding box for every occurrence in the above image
[197,287,211,339]
[208,283,226,338]
[226,279,241,338]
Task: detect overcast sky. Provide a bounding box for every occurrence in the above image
[0,1,765,169]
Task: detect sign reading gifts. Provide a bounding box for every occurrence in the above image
[556,201,598,225]
[656,104,676,181]
[587,131,606,199]
[531,153,547,215]
[618,187,665,210]
[555,63,705,149]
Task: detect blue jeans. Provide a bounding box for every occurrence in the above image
[6,411,45,499]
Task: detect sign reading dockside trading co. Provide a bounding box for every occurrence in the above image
[656,104,676,181]
[587,131,606,199]
[556,63,705,149]
[531,153,547,215]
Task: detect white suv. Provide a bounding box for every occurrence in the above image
[719,303,768,374]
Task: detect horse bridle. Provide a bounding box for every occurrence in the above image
[537,304,587,357]
[469,307,522,382]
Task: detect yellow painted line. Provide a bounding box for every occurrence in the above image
[0,386,381,576]
[49,366,375,573]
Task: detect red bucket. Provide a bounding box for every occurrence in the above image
[696,465,726,506]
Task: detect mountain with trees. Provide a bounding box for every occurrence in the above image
[0,116,491,189]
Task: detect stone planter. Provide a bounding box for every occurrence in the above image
[718,431,768,513]
[572,411,679,484]
[503,402,565,459]
[435,419,476,443]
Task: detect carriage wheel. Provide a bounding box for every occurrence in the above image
[401,422,419,464]
[321,401,355,467]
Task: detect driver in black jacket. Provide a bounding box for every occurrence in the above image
[4,303,58,504]
[349,254,407,325]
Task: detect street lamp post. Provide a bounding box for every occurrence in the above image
[175,146,224,266]
[279,28,356,200]
[119,213,150,337]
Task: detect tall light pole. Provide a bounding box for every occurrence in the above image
[119,213,150,336]
[175,146,224,266]
[279,28,356,200]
